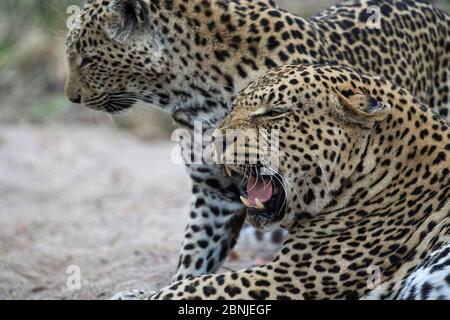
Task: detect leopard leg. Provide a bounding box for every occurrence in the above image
[171,180,245,282]
[111,289,155,300]
[151,261,294,300]
[112,179,245,299]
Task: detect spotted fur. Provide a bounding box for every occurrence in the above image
[65,0,450,287]
[145,64,450,300]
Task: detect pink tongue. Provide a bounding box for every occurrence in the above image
[247,176,273,206]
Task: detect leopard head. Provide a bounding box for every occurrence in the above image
[65,0,175,113]
[216,64,391,230]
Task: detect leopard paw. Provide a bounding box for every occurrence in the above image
[111,289,155,300]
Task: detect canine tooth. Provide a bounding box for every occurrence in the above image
[255,198,265,209]
[240,196,250,207]
[224,166,232,177]
[211,143,217,159]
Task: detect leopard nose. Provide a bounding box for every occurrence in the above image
[69,95,81,104]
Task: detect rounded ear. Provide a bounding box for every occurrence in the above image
[330,90,391,128]
[105,0,150,43]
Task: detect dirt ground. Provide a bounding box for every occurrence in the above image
[0,123,251,300]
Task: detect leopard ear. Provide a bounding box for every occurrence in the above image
[330,90,391,128]
[105,0,150,43]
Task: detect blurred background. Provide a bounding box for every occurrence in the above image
[0,0,449,300]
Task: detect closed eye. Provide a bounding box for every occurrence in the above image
[250,107,292,119]
[264,109,289,117]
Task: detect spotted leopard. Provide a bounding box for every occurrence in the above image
[145,63,450,299]
[65,0,450,291]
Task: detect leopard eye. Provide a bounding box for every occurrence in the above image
[80,57,95,68]
[261,107,292,119]
[264,109,287,117]
[250,107,292,119]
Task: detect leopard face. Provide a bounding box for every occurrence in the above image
[65,0,175,113]
[218,64,392,230]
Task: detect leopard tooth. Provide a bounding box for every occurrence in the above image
[240,196,250,208]
[224,165,232,177]
[255,198,265,209]
[211,143,217,160]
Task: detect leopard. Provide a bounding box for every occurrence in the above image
[64,0,450,294]
[139,63,449,300]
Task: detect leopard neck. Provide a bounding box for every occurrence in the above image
[148,0,321,128]
[282,101,450,299]
[316,101,450,225]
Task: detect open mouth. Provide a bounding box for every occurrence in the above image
[239,173,287,223]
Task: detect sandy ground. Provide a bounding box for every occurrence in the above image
[0,123,251,300]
